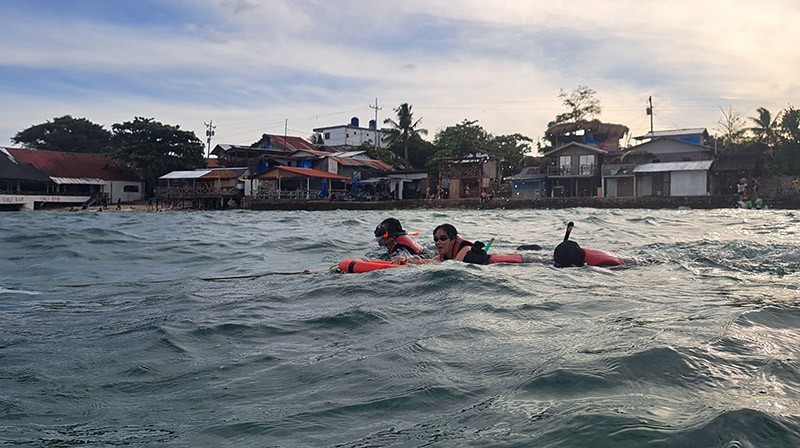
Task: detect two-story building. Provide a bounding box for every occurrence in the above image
[539,120,630,197]
[604,130,714,197]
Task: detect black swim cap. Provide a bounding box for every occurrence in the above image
[553,241,585,268]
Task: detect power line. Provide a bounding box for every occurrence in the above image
[369,97,382,148]
[204,120,216,158]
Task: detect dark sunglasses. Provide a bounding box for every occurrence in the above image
[433,235,451,242]
[374,226,387,238]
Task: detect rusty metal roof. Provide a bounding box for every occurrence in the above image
[255,166,350,180]
[160,167,247,180]
[331,156,394,171]
[4,147,141,181]
[0,148,52,181]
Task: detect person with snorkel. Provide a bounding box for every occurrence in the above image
[397,223,492,265]
[375,218,432,262]
[553,221,622,267]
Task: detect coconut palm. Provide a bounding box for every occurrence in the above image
[749,107,780,147]
[383,103,428,166]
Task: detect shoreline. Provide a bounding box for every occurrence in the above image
[46,194,799,212]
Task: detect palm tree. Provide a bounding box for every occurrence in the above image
[383,103,428,166]
[749,107,780,147]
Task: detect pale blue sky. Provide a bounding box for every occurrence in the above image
[2,0,799,150]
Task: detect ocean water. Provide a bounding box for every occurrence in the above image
[1,208,799,447]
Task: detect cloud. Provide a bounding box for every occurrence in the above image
[1,0,799,148]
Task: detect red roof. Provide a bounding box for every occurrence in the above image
[4,147,141,181]
[206,158,220,168]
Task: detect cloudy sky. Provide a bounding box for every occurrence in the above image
[2,0,799,152]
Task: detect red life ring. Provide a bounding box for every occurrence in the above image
[338,258,403,273]
[582,248,622,267]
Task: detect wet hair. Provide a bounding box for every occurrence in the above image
[433,223,458,239]
[381,218,404,234]
[375,217,406,238]
[553,240,585,268]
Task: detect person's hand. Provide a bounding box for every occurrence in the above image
[391,257,408,265]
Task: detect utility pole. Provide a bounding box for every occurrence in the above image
[646,96,654,134]
[204,120,216,159]
[284,119,288,148]
[369,97,382,148]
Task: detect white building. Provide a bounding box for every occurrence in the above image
[313,117,386,147]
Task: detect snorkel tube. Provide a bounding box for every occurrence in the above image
[563,221,574,242]
[484,237,495,252]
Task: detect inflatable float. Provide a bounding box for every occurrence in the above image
[337,253,524,274]
[582,248,622,267]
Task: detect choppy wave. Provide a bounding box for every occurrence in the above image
[0,208,799,446]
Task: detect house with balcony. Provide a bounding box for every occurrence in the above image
[543,143,605,197]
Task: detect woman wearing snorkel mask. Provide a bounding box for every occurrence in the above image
[374,218,431,261]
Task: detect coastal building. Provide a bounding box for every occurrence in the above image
[604,132,714,197]
[438,156,500,199]
[538,120,629,198]
[312,117,385,147]
[250,166,350,200]
[506,166,548,199]
[633,128,710,146]
[0,147,143,211]
[158,167,249,209]
[211,133,321,174]
[543,143,606,197]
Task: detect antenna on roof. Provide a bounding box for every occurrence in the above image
[646,96,654,134]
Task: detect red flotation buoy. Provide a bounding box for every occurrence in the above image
[338,258,403,273]
[582,248,622,267]
[488,253,524,264]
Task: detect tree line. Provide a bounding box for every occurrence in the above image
[714,105,800,175]
[11,87,800,195]
[11,116,206,194]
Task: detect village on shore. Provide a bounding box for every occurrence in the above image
[2,117,798,212]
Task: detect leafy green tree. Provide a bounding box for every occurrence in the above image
[11,115,111,153]
[405,136,438,170]
[489,133,533,177]
[109,117,205,195]
[551,85,601,125]
[430,119,494,167]
[383,103,428,167]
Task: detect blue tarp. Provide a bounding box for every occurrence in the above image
[320,178,329,198]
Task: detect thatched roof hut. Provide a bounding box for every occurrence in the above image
[545,120,629,149]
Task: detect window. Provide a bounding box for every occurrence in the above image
[324,132,330,139]
[123,185,140,193]
[559,155,571,174]
[579,154,595,175]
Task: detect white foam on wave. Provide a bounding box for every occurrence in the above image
[0,287,42,295]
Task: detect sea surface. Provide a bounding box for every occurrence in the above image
[1,208,799,447]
